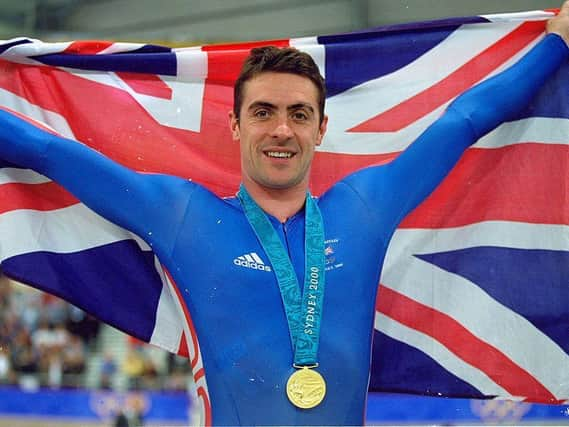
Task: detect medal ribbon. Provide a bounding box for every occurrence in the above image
[238,185,325,366]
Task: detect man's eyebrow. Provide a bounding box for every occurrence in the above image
[247,101,276,111]
[288,103,315,113]
[247,101,315,113]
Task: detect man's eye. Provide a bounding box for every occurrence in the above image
[292,111,308,121]
[254,110,270,118]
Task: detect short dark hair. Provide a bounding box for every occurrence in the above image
[233,46,326,124]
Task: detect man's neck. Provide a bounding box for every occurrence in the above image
[242,180,307,223]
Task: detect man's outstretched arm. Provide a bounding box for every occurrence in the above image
[344,2,569,229]
[0,109,193,255]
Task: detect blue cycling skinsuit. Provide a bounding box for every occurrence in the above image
[0,34,566,425]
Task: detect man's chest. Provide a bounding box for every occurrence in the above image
[168,211,381,343]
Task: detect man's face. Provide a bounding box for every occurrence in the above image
[229,72,328,191]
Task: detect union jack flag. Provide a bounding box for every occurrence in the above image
[0,9,567,418]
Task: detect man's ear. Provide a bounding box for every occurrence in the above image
[229,110,240,141]
[316,114,328,147]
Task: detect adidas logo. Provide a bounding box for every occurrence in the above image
[233,252,272,272]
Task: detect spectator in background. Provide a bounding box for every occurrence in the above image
[31,318,55,353]
[122,346,146,390]
[0,279,9,312]
[113,410,130,427]
[42,294,68,326]
[140,352,159,390]
[66,306,100,345]
[99,351,118,390]
[0,309,22,351]
[45,347,63,389]
[0,346,14,384]
[164,353,192,391]
[9,280,42,333]
[53,322,71,351]
[62,334,87,387]
[11,328,40,389]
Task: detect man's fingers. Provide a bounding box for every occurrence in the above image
[547,2,569,45]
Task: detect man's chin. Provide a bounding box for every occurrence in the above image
[255,175,305,191]
[262,181,300,190]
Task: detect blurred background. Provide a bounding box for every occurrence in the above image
[0,0,567,426]
[0,0,562,43]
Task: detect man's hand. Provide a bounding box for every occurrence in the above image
[547,1,569,45]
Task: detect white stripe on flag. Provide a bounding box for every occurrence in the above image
[0,88,76,139]
[291,36,326,79]
[0,168,51,185]
[482,11,554,23]
[0,204,150,260]
[149,257,185,354]
[96,42,146,55]
[388,221,569,255]
[476,117,569,149]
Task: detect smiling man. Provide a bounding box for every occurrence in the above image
[0,5,569,425]
[230,62,328,222]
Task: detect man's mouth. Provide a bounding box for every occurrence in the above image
[265,151,294,159]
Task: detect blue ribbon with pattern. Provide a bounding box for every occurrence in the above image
[238,185,325,366]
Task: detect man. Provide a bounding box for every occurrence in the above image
[0,4,568,425]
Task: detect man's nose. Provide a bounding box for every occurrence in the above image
[270,117,294,139]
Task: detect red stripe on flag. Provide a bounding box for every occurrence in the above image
[376,285,559,402]
[400,143,569,228]
[115,72,173,99]
[194,367,205,382]
[63,41,115,55]
[203,39,289,85]
[2,142,567,218]
[0,182,78,214]
[0,60,66,114]
[350,21,545,133]
[177,332,189,358]
[0,151,393,214]
[197,385,212,426]
[311,151,396,194]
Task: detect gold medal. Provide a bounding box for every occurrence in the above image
[286,367,326,409]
